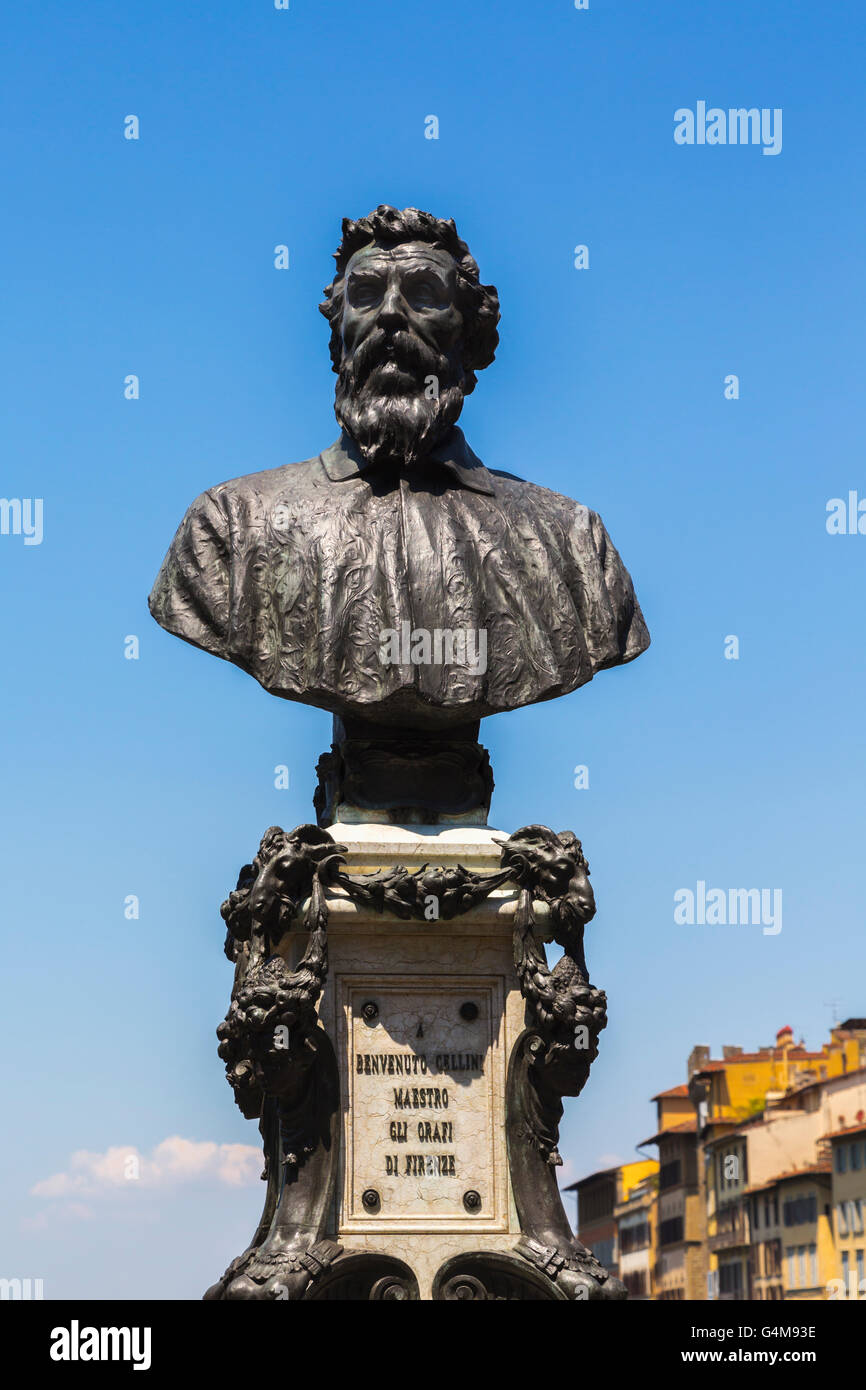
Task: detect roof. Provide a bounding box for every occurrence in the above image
[563,1165,620,1193]
[701,1114,767,1143]
[564,1156,659,1193]
[780,1064,866,1096]
[693,1050,829,1071]
[822,1122,866,1141]
[650,1084,690,1101]
[639,1119,698,1147]
[744,1163,832,1195]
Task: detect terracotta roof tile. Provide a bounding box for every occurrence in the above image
[822,1122,866,1140]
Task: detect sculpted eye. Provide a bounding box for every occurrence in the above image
[348,278,382,308]
[407,279,442,309]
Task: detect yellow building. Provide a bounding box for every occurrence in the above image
[826,1120,866,1300]
[689,1022,866,1301]
[689,1024,864,1133]
[704,1127,751,1299]
[747,1176,784,1300]
[568,1018,866,1300]
[774,1168,835,1299]
[614,1171,658,1300]
[640,1086,705,1299]
[568,1158,658,1283]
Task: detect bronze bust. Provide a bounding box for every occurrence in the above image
[149,206,649,819]
[150,204,649,722]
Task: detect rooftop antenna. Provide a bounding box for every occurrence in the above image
[824,998,842,1029]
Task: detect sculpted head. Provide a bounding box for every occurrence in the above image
[319,205,500,466]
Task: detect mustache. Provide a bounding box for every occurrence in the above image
[346,327,450,390]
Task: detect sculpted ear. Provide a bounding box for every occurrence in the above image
[148,489,231,657]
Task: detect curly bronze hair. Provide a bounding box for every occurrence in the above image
[319,204,500,395]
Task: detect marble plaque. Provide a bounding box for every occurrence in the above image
[338,974,507,1232]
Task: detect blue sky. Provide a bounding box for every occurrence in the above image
[1,0,864,1297]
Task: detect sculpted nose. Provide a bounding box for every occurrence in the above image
[378,284,407,330]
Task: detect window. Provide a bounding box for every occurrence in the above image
[579,1180,616,1224]
[659,1159,681,1191]
[620,1221,650,1254]
[836,1146,847,1174]
[858,1250,865,1286]
[659,1216,684,1246]
[837,1201,849,1237]
[787,1249,797,1288]
[783,1193,818,1226]
[852,1143,862,1171]
[718,1203,744,1238]
[798,1246,807,1287]
[809,1244,818,1286]
[841,1250,849,1286]
[718,1262,743,1296]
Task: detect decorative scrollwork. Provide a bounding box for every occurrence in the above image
[498,828,626,1299]
[217,876,332,1125]
[221,823,347,965]
[334,860,512,920]
[208,819,625,1301]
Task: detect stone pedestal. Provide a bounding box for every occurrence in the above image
[295,824,531,1298]
[205,818,625,1301]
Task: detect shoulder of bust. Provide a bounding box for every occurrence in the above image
[489,468,591,515]
[204,453,325,507]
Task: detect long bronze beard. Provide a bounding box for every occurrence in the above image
[334,331,466,467]
[335,380,465,467]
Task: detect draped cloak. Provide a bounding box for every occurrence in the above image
[148,426,650,729]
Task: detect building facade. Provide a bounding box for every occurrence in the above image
[827,1120,866,1300]
[615,1172,657,1299]
[569,1159,658,1284]
[566,1018,866,1300]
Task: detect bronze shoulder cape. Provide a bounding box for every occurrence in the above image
[148,440,650,728]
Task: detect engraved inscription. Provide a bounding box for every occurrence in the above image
[343,979,501,1222]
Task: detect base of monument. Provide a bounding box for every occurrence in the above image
[206,821,625,1301]
[314,719,494,827]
